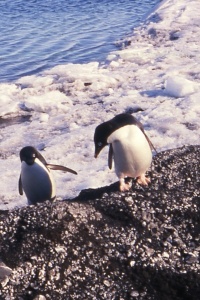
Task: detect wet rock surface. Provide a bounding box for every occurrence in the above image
[0,145,199,300]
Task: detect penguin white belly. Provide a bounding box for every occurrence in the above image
[107,125,152,179]
[21,158,56,204]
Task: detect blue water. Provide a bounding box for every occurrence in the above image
[0,0,160,83]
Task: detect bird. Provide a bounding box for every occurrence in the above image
[19,146,77,205]
[94,113,156,192]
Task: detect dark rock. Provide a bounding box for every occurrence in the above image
[0,145,200,300]
[169,30,181,41]
[0,115,31,129]
[0,261,12,281]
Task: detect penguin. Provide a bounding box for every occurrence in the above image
[94,113,156,192]
[19,146,77,205]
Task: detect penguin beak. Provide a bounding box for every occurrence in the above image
[94,142,107,158]
[94,145,105,158]
[94,147,101,158]
[94,151,98,158]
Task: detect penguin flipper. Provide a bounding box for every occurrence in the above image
[18,175,23,195]
[143,132,157,154]
[46,164,77,175]
[108,144,113,169]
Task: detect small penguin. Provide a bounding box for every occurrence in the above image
[19,146,77,205]
[94,113,156,191]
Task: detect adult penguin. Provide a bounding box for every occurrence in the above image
[19,146,77,204]
[94,113,156,191]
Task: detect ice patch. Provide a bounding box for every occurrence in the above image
[165,76,199,98]
[22,91,72,114]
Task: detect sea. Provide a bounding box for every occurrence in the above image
[0,0,161,83]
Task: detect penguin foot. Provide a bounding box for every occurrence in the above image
[136,174,150,186]
[119,178,132,192]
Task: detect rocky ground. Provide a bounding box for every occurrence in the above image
[0,145,199,300]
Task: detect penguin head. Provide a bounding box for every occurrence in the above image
[20,146,39,165]
[94,121,114,157]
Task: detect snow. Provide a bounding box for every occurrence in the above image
[0,0,200,210]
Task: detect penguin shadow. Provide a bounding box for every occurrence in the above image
[71,181,161,238]
[71,177,152,227]
[72,181,120,202]
[72,175,152,204]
